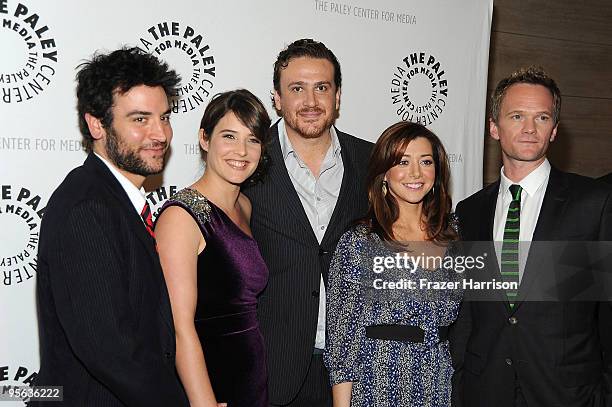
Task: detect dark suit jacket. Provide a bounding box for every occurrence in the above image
[32,154,187,406]
[243,122,372,404]
[450,167,612,407]
[600,172,612,185]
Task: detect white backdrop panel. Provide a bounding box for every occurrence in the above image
[0,0,492,404]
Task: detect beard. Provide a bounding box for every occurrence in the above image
[105,126,167,176]
[283,107,337,139]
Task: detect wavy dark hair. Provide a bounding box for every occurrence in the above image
[76,46,180,152]
[199,89,271,185]
[360,121,457,243]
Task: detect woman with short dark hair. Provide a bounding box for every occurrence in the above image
[156,89,271,407]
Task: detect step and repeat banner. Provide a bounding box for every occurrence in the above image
[0,0,492,402]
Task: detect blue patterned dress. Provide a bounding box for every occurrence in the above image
[324,224,462,407]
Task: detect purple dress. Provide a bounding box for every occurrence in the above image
[160,188,269,406]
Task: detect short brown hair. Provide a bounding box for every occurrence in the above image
[360,121,457,243]
[490,66,561,125]
[199,89,271,185]
[272,38,341,96]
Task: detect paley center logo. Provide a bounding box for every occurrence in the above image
[0,1,58,103]
[137,21,216,113]
[0,185,46,286]
[0,364,38,403]
[390,52,448,125]
[146,185,179,221]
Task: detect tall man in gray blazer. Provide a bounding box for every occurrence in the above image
[450,67,612,407]
[243,39,373,406]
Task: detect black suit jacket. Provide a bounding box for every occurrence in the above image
[32,154,187,406]
[243,122,372,404]
[450,167,612,407]
[600,172,612,185]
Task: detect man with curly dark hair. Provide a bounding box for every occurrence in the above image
[32,47,188,407]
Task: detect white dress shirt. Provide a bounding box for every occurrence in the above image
[494,159,551,283]
[94,152,147,218]
[278,118,343,350]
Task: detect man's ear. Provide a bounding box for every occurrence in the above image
[84,113,106,141]
[273,90,282,112]
[335,87,341,111]
[199,129,209,152]
[549,124,559,142]
[489,118,500,141]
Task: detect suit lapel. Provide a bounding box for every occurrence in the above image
[266,125,319,244]
[85,154,174,333]
[86,154,158,259]
[530,167,568,242]
[481,181,499,241]
[481,181,513,308]
[514,168,569,308]
[321,129,359,248]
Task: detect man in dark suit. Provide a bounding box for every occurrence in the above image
[451,66,612,406]
[600,172,612,185]
[33,48,188,406]
[243,39,372,406]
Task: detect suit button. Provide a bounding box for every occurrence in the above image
[505,358,513,366]
[318,249,329,256]
[508,316,518,325]
[164,352,174,359]
[312,290,319,297]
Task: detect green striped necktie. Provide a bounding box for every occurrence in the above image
[501,184,522,308]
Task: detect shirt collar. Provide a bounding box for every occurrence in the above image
[278,118,341,161]
[94,152,147,214]
[499,158,551,197]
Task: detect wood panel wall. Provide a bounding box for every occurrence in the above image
[483,0,612,184]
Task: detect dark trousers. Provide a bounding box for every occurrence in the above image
[271,354,332,407]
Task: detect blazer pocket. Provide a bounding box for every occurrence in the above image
[464,349,486,375]
[557,361,602,387]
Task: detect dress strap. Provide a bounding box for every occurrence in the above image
[161,188,212,229]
